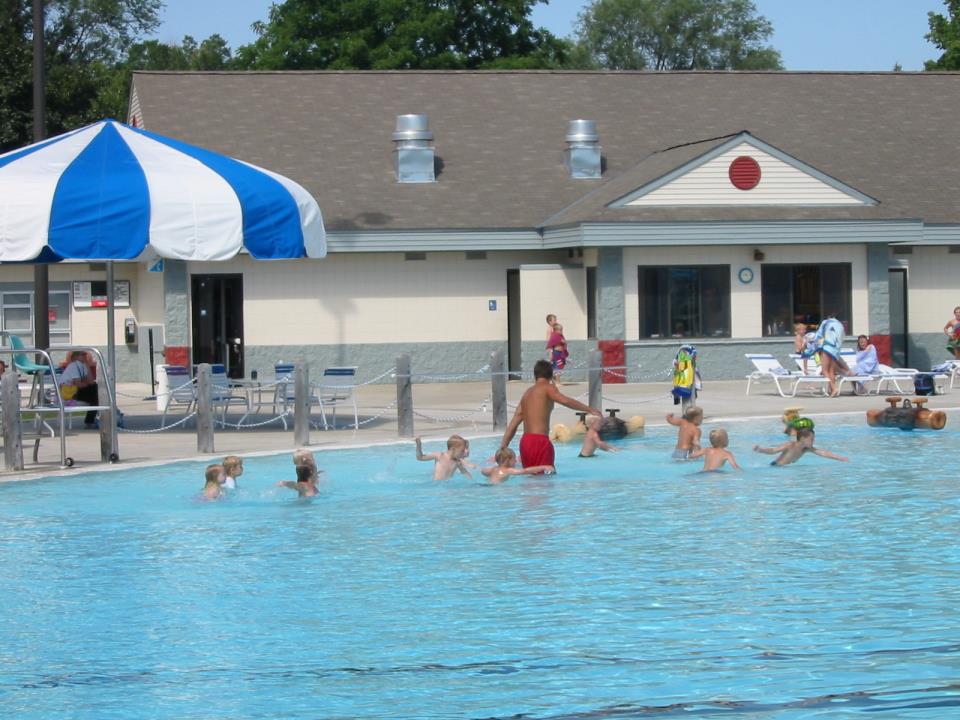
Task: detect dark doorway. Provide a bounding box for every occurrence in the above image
[191,274,244,378]
[506,269,521,379]
[888,268,908,367]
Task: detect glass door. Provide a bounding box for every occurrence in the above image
[191,274,245,378]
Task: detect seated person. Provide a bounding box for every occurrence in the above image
[59,351,99,427]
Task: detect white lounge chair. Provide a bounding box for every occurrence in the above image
[793,349,874,395]
[318,366,359,430]
[745,354,828,397]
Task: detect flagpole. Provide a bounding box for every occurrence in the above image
[32,0,50,354]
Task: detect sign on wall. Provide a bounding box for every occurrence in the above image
[73,280,131,308]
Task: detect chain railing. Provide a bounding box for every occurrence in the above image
[54,354,681,468]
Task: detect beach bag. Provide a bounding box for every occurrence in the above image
[913,373,936,396]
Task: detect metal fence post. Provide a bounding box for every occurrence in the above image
[588,348,603,410]
[491,349,507,431]
[2,372,23,471]
[196,363,214,453]
[294,362,310,446]
[396,353,413,437]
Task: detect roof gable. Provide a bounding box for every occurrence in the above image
[611,133,876,208]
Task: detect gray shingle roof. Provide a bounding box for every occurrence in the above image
[131,70,960,231]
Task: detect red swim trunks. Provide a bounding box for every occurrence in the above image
[519,433,555,469]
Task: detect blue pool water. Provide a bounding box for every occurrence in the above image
[1,417,958,719]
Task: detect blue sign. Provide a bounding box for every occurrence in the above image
[148,259,165,273]
[488,300,497,311]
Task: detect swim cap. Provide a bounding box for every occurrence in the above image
[789,417,815,431]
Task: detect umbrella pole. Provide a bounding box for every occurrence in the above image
[106,261,118,458]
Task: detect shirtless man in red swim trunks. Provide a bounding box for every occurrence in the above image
[499,359,601,471]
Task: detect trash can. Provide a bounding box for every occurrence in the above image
[155,364,170,411]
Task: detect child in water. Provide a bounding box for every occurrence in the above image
[277,463,319,497]
[293,448,319,482]
[222,455,243,490]
[482,447,554,484]
[200,463,225,500]
[578,416,620,458]
[415,435,473,480]
[753,427,848,465]
[689,428,740,471]
[666,406,703,460]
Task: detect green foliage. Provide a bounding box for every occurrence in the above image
[0,0,163,152]
[573,0,782,70]
[925,0,960,70]
[0,0,32,149]
[234,0,569,70]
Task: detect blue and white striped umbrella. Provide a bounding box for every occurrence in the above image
[0,119,325,262]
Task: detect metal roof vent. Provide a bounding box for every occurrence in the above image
[393,114,435,183]
[565,119,602,179]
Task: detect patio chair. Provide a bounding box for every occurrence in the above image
[271,362,322,429]
[745,353,828,397]
[160,365,196,428]
[210,364,250,427]
[318,366,359,430]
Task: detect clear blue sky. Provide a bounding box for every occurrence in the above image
[150,0,943,71]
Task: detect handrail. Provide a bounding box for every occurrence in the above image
[0,345,118,466]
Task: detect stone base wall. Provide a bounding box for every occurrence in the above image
[106,334,953,384]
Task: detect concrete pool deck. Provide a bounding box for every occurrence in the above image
[5,377,958,479]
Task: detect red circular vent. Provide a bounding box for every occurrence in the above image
[729,156,761,190]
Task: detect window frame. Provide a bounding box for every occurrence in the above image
[760,263,853,337]
[637,264,732,340]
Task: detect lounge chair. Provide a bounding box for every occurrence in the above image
[745,354,828,397]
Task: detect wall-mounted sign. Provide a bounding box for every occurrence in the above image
[737,267,754,284]
[73,280,131,308]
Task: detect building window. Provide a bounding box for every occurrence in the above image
[1,290,72,346]
[638,266,730,338]
[760,264,852,336]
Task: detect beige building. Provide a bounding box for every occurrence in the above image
[3,70,959,382]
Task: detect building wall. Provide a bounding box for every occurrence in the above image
[196,250,569,346]
[895,246,960,369]
[622,243,870,341]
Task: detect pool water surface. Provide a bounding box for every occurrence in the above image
[0,417,958,718]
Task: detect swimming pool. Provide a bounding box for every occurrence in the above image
[1,417,958,718]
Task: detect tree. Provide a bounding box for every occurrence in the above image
[234,0,570,70]
[0,0,32,150]
[573,0,782,70]
[125,34,234,71]
[925,0,960,70]
[0,0,162,152]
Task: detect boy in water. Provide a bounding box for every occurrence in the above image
[753,427,848,465]
[482,447,554,484]
[201,463,225,500]
[578,416,620,458]
[666,406,703,460]
[222,455,243,490]
[689,428,740,471]
[277,463,319,497]
[415,435,473,480]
